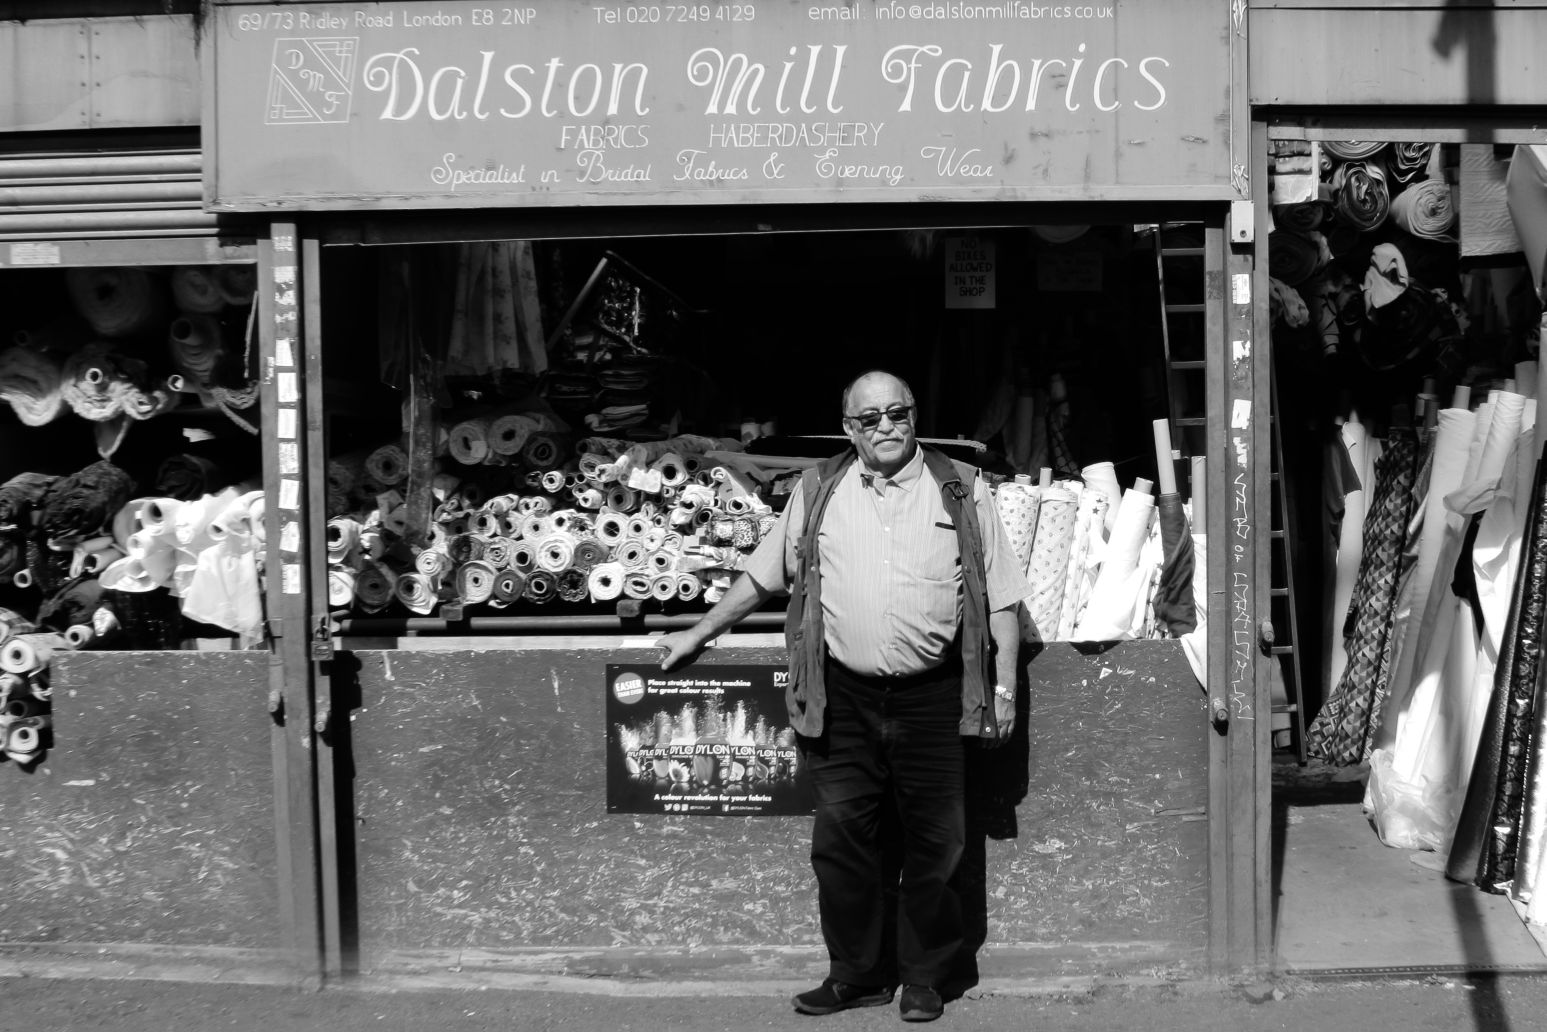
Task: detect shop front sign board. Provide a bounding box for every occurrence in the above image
[206,0,1236,210]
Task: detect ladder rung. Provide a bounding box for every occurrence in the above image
[1271,646,1294,656]
[1174,417,1207,427]
[1272,703,1299,714]
[1270,529,1285,539]
[1169,360,1206,371]
[1270,588,1289,598]
[1165,304,1206,314]
[1161,247,1205,258]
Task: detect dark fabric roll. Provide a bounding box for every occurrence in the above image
[1466,449,1547,891]
[1305,429,1420,765]
[492,570,526,605]
[156,453,219,501]
[0,533,23,585]
[1324,141,1388,162]
[37,575,106,633]
[1387,142,1433,184]
[557,567,589,602]
[1273,199,1330,234]
[0,472,59,532]
[1151,493,1196,636]
[1332,161,1391,232]
[37,460,134,541]
[445,533,488,565]
[572,537,609,571]
[524,569,556,603]
[1267,230,1328,287]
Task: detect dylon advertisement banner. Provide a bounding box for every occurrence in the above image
[605,662,813,816]
[206,0,1237,210]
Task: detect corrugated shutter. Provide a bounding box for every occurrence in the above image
[0,148,238,240]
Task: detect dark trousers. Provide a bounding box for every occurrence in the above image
[801,659,965,988]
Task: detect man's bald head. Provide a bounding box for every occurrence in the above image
[842,370,915,417]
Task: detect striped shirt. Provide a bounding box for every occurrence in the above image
[743,447,1031,677]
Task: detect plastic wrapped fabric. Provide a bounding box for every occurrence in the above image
[181,509,263,647]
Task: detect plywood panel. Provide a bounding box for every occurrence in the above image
[0,651,280,947]
[346,640,1208,973]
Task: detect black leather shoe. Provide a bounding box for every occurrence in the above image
[899,984,944,1022]
[791,979,895,1015]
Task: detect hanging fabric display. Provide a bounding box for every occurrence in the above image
[1306,428,1421,766]
[1071,486,1157,643]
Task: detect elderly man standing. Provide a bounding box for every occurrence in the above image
[658,370,1030,1023]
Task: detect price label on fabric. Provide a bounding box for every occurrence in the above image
[279,441,299,475]
[605,661,812,817]
[277,372,298,403]
[279,478,300,509]
[282,564,302,594]
[276,407,297,439]
[280,521,301,552]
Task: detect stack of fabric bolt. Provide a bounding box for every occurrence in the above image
[325,430,773,616]
[991,459,1187,643]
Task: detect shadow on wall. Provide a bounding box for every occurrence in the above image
[1432,1,1497,131]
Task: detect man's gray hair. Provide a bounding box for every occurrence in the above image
[841,370,916,416]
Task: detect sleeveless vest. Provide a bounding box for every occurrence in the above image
[782,444,998,739]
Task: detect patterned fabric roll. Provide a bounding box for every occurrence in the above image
[1332,160,1391,232]
[1057,491,1110,640]
[1024,486,1079,639]
[558,568,590,602]
[994,481,1041,574]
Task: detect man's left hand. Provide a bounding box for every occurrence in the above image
[991,694,1015,746]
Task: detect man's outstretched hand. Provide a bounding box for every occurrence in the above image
[656,629,704,671]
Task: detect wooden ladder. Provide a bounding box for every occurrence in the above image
[1153,224,1308,763]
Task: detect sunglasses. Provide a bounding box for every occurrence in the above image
[845,405,915,431]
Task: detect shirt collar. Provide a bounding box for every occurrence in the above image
[857,445,924,493]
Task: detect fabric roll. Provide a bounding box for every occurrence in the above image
[448,416,495,464]
[605,485,638,514]
[491,570,527,607]
[994,482,1041,574]
[653,452,689,488]
[1152,493,1197,636]
[616,539,649,570]
[676,573,702,602]
[595,511,629,545]
[1024,486,1079,638]
[508,543,537,574]
[326,517,361,565]
[0,472,58,532]
[623,571,654,601]
[328,566,357,608]
[1388,143,1434,183]
[587,562,625,601]
[1324,141,1388,162]
[1391,179,1457,241]
[523,569,557,603]
[365,444,409,486]
[0,534,23,585]
[1268,229,1330,287]
[394,572,441,615]
[66,267,163,338]
[650,574,679,601]
[354,562,397,613]
[64,624,95,649]
[557,568,590,603]
[39,460,135,542]
[445,533,489,565]
[0,346,64,426]
[156,454,218,501]
[573,537,609,570]
[522,433,563,469]
[168,312,225,385]
[470,511,503,538]
[479,537,512,569]
[415,547,453,580]
[1072,487,1157,642]
[574,487,606,510]
[1332,160,1391,232]
[1081,461,1123,537]
[1055,490,1108,641]
[489,413,539,456]
[0,632,69,674]
[59,343,126,422]
[216,264,257,305]
[1328,421,1379,692]
[1306,429,1421,766]
[170,267,227,314]
[535,534,576,573]
[540,469,566,493]
[455,560,500,605]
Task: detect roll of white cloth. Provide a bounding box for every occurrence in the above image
[1071,487,1157,642]
[535,533,576,573]
[1080,461,1123,537]
[994,482,1041,574]
[587,562,625,601]
[1328,419,1380,692]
